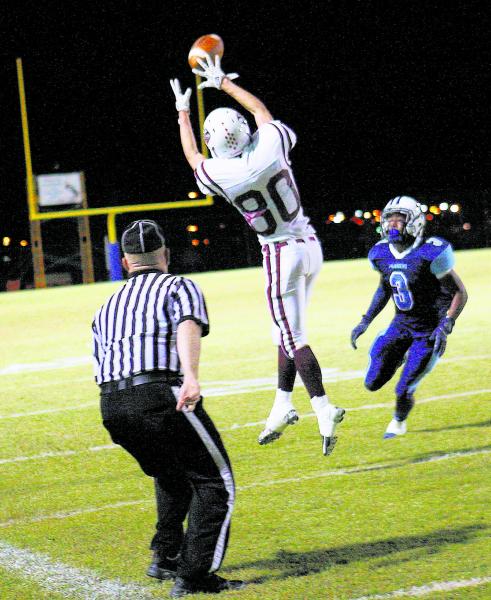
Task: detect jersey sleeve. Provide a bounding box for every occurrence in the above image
[194,159,231,200]
[172,277,210,337]
[257,121,297,164]
[368,244,383,271]
[430,243,455,278]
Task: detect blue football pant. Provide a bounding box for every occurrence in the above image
[365,323,438,420]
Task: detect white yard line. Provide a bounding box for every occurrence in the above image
[1,447,489,529]
[0,537,489,600]
[0,389,489,466]
[1,352,488,379]
[0,540,155,599]
[350,576,491,599]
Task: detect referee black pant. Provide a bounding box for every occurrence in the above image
[100,379,235,581]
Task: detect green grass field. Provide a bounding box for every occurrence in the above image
[0,248,490,599]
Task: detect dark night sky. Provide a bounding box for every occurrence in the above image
[1,1,489,244]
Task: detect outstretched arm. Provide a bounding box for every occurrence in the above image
[193,55,273,128]
[351,278,391,349]
[221,78,273,127]
[169,78,205,170]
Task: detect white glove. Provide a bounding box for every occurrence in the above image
[191,54,239,90]
[170,78,192,112]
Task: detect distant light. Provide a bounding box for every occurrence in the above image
[333,212,345,223]
[350,216,364,226]
[186,224,198,232]
[363,211,371,219]
[376,226,382,234]
[463,223,471,231]
[187,191,199,199]
[426,214,434,221]
[219,223,226,229]
[354,210,363,218]
[203,238,210,245]
[439,202,449,211]
[2,237,11,247]
[20,240,29,247]
[372,209,381,217]
[191,239,200,246]
[429,205,441,215]
[374,215,381,222]
[420,204,428,212]
[450,204,460,213]
[328,214,335,222]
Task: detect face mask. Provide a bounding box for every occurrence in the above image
[388,228,404,242]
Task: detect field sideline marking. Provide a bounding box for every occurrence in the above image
[0,538,489,600]
[1,352,489,378]
[0,540,155,599]
[0,390,489,465]
[1,446,489,529]
[350,575,491,599]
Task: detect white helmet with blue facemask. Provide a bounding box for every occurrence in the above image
[381,196,425,243]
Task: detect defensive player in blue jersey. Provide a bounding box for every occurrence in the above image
[350,196,468,438]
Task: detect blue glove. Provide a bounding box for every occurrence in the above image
[351,317,370,349]
[429,316,455,357]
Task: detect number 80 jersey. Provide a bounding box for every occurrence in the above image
[194,120,316,244]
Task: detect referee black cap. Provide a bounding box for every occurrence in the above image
[121,220,166,254]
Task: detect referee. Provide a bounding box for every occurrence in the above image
[91,219,245,598]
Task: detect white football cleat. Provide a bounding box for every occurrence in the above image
[318,405,346,456]
[258,409,299,445]
[383,418,407,439]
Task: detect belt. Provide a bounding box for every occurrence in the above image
[274,235,317,249]
[99,371,181,393]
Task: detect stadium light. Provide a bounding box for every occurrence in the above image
[191,239,200,246]
[420,204,428,212]
[429,206,441,215]
[354,210,363,218]
[2,237,11,247]
[186,224,198,232]
[333,212,345,223]
[450,204,460,213]
[20,240,29,247]
[363,211,371,219]
[426,214,434,221]
[187,191,199,199]
[439,202,449,211]
[203,238,210,245]
[463,223,472,230]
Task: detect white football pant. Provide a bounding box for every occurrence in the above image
[262,235,323,358]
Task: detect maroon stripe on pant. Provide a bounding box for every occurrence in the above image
[274,244,296,354]
[264,245,286,355]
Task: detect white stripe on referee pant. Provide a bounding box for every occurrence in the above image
[173,387,235,573]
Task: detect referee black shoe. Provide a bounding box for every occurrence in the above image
[146,551,178,581]
[169,574,246,597]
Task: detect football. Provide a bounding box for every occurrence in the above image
[188,34,224,70]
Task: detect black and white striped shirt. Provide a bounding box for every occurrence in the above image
[91,269,209,384]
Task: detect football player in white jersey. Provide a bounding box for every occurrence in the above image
[170,55,345,456]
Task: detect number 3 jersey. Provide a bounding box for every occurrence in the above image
[368,236,455,332]
[194,120,316,244]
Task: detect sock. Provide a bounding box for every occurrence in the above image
[293,345,325,398]
[310,395,330,414]
[395,393,414,421]
[278,346,296,391]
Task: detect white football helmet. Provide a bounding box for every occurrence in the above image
[381,196,425,241]
[203,108,251,158]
